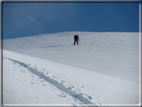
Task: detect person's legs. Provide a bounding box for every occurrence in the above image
[74,40,76,45]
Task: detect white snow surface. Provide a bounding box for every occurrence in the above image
[3,32,140,105]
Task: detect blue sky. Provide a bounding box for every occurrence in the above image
[3,2,139,39]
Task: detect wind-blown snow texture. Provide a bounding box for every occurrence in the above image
[3,32,140,106]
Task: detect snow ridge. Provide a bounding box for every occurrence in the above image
[6,57,97,106]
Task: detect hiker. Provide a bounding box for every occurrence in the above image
[74,35,79,45]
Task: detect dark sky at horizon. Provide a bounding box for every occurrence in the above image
[3,2,139,39]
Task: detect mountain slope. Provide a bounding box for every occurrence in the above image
[3,32,139,83]
[3,50,139,105]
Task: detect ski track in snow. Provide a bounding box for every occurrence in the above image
[5,57,98,106]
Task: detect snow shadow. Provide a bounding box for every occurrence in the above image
[39,45,72,49]
[6,58,98,106]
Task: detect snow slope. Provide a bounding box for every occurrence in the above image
[3,32,139,83]
[3,50,139,106]
[3,32,140,105]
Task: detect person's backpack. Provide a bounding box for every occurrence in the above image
[74,35,78,39]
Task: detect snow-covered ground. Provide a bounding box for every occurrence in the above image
[3,32,140,106]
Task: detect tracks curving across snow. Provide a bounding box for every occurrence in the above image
[6,57,97,106]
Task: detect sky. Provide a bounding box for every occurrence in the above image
[3,2,139,39]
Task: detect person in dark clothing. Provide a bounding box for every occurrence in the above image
[74,35,79,45]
